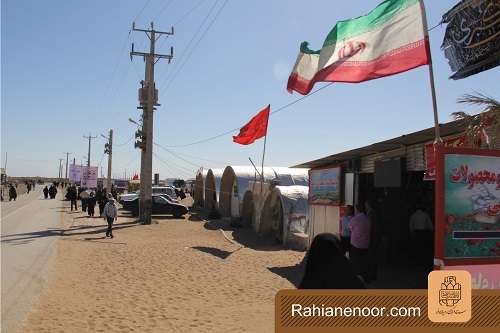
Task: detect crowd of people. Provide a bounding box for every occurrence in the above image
[300,199,434,289]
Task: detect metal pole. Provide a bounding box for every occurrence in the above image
[64,152,70,182]
[420,0,442,145]
[107,129,113,193]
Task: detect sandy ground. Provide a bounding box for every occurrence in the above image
[21,198,305,333]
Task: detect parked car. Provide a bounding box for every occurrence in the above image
[119,186,177,203]
[123,194,188,218]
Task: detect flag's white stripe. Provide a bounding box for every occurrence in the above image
[320,3,424,67]
[293,2,424,81]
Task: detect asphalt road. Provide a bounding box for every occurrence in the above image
[1,185,64,333]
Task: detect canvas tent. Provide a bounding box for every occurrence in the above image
[218,166,309,218]
[204,168,223,210]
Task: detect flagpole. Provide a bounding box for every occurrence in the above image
[260,105,270,192]
[420,0,442,145]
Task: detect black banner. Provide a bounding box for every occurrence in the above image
[441,0,500,80]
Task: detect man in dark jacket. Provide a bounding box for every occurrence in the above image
[43,186,49,199]
[69,186,78,211]
[9,184,17,201]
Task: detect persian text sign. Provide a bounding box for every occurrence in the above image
[443,153,500,259]
[68,164,82,182]
[441,0,500,80]
[81,166,98,188]
[309,167,341,205]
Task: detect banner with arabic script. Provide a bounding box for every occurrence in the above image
[441,0,500,80]
[443,153,500,259]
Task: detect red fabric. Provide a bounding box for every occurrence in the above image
[233,105,270,145]
[132,174,139,180]
[287,40,429,95]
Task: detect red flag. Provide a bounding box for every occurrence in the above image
[233,105,270,145]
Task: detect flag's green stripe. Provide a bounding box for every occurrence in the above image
[301,0,419,55]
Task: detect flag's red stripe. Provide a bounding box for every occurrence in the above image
[287,40,429,95]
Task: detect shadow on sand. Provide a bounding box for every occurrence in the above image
[202,218,284,252]
[1,221,139,245]
[190,246,235,260]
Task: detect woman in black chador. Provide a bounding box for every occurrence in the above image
[299,233,365,289]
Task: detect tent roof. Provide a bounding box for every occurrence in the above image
[293,119,467,169]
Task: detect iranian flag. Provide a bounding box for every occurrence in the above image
[287,0,430,95]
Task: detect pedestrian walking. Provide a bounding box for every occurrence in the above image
[9,184,17,201]
[69,186,78,211]
[103,194,118,238]
[27,182,31,194]
[43,186,49,199]
[80,188,89,212]
[48,184,57,199]
[87,192,96,217]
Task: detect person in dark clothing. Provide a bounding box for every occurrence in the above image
[111,186,118,200]
[87,192,96,217]
[9,184,17,201]
[43,186,49,199]
[179,189,186,200]
[48,185,57,199]
[27,183,31,194]
[68,186,78,211]
[97,189,107,217]
[80,188,88,212]
[299,233,365,289]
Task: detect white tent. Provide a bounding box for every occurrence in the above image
[219,166,309,218]
[259,185,309,250]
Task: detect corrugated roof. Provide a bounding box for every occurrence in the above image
[293,119,467,169]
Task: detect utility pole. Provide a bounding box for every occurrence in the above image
[103,129,113,192]
[130,22,173,225]
[83,133,97,167]
[58,159,64,180]
[63,152,71,182]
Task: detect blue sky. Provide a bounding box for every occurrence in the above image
[2,0,499,178]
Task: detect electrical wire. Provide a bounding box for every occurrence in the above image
[114,136,135,147]
[133,0,154,23]
[154,143,203,168]
[153,152,195,177]
[160,82,334,148]
[158,0,221,90]
[174,0,208,26]
[162,0,229,92]
[154,143,225,165]
[152,0,176,22]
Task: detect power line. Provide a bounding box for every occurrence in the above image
[158,0,222,90]
[161,82,334,148]
[114,136,134,147]
[152,0,176,21]
[162,0,229,93]
[174,0,207,26]
[153,152,195,177]
[154,143,204,168]
[133,0,154,23]
[154,142,224,165]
